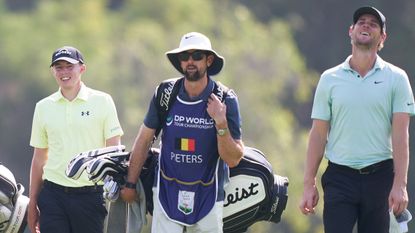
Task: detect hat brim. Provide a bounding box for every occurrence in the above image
[166,46,224,76]
[50,57,80,67]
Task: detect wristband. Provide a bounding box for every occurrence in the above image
[124,182,137,189]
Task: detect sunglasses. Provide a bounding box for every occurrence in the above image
[178,51,206,61]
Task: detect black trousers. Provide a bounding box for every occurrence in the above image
[322,160,393,233]
[38,180,107,233]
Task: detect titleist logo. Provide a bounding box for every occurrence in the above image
[216,85,224,101]
[270,196,280,214]
[160,81,175,110]
[224,182,259,207]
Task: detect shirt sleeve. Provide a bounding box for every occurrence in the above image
[143,95,161,130]
[311,74,332,121]
[392,70,415,115]
[225,89,242,140]
[30,103,48,148]
[104,95,124,139]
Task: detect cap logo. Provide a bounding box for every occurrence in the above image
[166,32,225,76]
[55,49,72,57]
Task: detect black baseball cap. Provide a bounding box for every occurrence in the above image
[50,46,84,67]
[353,6,386,32]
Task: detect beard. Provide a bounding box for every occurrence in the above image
[183,66,207,82]
[350,35,382,51]
[352,39,376,50]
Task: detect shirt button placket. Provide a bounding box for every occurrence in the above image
[67,102,72,126]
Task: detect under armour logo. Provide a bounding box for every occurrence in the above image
[81,111,90,116]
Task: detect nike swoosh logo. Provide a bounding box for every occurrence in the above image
[407,103,414,106]
[185,35,195,39]
[374,81,383,84]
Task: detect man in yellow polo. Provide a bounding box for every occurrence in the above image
[28,46,123,233]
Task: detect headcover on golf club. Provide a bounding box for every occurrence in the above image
[66,145,126,180]
[86,152,130,183]
[0,163,29,233]
[66,146,130,202]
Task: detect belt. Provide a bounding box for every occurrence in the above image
[328,159,393,175]
[43,180,103,193]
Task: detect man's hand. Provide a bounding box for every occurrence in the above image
[389,183,408,216]
[299,183,319,215]
[27,201,40,233]
[207,93,227,126]
[120,187,137,203]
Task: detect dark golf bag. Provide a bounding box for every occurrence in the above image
[223,147,289,233]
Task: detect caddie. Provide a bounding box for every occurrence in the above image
[121,32,244,233]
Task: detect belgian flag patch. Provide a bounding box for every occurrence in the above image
[175,138,196,152]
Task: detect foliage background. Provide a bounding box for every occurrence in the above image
[1,0,414,232]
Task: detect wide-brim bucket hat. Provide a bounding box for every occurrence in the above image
[166,32,225,76]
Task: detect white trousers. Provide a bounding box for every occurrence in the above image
[151,188,223,233]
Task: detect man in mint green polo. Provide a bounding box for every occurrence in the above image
[299,6,415,233]
[28,46,124,233]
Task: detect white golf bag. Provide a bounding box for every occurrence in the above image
[0,163,29,233]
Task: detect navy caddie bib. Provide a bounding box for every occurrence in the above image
[157,95,220,225]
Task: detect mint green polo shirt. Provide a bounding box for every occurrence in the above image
[30,83,124,187]
[312,55,415,169]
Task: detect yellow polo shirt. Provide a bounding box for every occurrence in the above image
[30,83,124,187]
